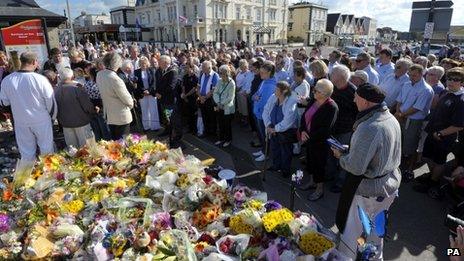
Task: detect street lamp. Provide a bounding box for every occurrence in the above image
[66,0,76,45]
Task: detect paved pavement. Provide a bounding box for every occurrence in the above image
[168,122,451,261]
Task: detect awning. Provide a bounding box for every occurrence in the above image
[252,26,271,34]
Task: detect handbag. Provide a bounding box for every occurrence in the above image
[276,128,298,144]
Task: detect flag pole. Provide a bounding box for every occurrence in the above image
[175,0,181,43]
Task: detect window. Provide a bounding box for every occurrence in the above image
[236,6,240,20]
[183,6,186,17]
[288,22,293,31]
[270,0,276,5]
[219,5,224,19]
[157,11,161,21]
[256,9,261,22]
[269,10,276,21]
[289,10,293,19]
[214,4,218,18]
[246,7,251,20]
[194,5,198,16]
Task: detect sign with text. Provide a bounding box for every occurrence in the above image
[1,19,48,66]
[424,22,435,39]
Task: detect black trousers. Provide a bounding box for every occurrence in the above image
[247,96,257,132]
[199,98,217,136]
[216,110,233,142]
[306,141,329,184]
[108,124,130,140]
[182,98,197,133]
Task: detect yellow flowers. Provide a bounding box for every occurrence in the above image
[262,208,294,233]
[298,231,334,257]
[62,200,85,214]
[229,215,255,235]
[138,187,150,197]
[176,174,190,189]
[244,200,264,211]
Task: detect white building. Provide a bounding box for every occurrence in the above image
[135,0,289,45]
[74,12,111,27]
[111,6,136,25]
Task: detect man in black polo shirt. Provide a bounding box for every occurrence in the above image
[327,64,358,193]
[415,67,464,196]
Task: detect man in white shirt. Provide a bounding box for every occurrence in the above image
[376,48,395,84]
[129,45,140,73]
[328,50,341,75]
[197,61,219,137]
[0,52,56,161]
[355,52,380,85]
[379,59,411,109]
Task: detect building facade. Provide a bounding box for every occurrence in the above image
[74,12,111,27]
[326,13,376,46]
[287,2,327,46]
[111,6,136,25]
[135,0,288,45]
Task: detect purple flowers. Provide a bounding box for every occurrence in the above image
[264,201,282,212]
[0,213,10,232]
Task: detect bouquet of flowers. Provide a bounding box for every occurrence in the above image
[298,230,335,257]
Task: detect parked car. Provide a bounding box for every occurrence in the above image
[341,46,364,58]
[429,44,443,55]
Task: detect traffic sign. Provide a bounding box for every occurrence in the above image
[412,0,453,9]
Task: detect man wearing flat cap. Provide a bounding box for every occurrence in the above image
[331,83,402,260]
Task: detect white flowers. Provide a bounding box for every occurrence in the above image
[291,170,304,184]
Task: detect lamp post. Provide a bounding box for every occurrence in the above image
[66,0,76,46]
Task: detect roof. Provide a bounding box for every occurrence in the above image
[326,13,341,33]
[289,2,328,10]
[110,6,136,12]
[0,0,66,26]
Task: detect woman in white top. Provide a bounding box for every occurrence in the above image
[235,59,254,124]
[291,66,311,154]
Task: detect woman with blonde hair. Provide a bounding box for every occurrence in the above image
[309,59,329,87]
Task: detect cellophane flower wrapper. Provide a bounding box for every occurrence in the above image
[216,234,251,257]
[0,135,339,260]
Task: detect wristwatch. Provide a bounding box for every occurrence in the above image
[436,131,443,138]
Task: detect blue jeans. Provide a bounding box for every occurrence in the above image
[255,117,266,149]
[270,135,293,175]
[326,132,352,187]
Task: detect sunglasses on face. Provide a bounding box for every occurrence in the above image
[355,59,363,63]
[448,77,463,82]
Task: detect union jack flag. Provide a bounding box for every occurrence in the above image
[178,15,188,24]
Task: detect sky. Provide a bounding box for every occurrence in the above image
[36,0,464,32]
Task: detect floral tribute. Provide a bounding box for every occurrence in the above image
[0,135,337,260]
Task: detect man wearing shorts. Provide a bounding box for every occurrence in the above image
[415,67,464,195]
[395,64,434,181]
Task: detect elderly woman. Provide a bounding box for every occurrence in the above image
[253,61,278,161]
[235,59,254,124]
[134,56,160,132]
[263,81,298,177]
[55,68,96,148]
[97,52,134,140]
[213,65,236,147]
[300,79,339,201]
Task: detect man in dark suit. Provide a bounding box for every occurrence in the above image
[155,55,178,137]
[117,60,140,130]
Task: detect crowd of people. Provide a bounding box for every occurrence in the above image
[0,40,464,259]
